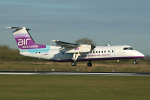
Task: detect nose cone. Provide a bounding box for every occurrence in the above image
[136,51,145,58]
[140,53,145,58]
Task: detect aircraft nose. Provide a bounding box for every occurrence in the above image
[137,51,145,58]
[140,53,145,58]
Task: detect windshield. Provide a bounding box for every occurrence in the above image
[123,47,134,50]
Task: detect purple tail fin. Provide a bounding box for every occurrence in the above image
[7,27,46,49]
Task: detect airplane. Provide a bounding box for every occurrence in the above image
[7,27,145,67]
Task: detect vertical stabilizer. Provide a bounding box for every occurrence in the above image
[7,27,46,49]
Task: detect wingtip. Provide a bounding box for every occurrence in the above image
[6,27,12,29]
[52,40,59,42]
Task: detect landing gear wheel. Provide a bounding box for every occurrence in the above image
[71,61,77,66]
[133,59,137,64]
[87,61,92,67]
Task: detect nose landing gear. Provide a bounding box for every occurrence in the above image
[133,59,138,64]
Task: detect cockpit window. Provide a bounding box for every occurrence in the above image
[123,48,128,50]
[123,47,134,50]
[129,47,134,50]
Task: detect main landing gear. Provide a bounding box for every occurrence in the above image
[71,61,92,67]
[71,53,80,66]
[71,53,92,67]
[71,61,77,66]
[87,61,92,67]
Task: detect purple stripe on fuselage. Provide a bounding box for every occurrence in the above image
[54,56,144,62]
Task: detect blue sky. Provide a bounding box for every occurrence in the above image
[0,0,150,55]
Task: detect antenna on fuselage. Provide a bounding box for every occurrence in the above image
[106,44,110,46]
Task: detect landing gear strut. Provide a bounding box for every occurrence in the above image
[87,61,92,67]
[71,53,80,66]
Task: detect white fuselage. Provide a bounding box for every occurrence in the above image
[7,27,145,66]
[20,45,144,62]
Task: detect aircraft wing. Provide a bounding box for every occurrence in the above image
[52,40,92,53]
[52,40,79,48]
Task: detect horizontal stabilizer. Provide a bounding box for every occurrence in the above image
[6,27,30,30]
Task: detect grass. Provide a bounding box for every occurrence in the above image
[0,61,150,72]
[0,75,150,100]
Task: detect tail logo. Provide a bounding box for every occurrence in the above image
[15,37,39,49]
[7,27,47,49]
[18,38,31,46]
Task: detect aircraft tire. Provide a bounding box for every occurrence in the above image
[87,61,92,67]
[71,61,77,66]
[133,61,137,64]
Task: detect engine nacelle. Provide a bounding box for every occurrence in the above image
[60,44,91,53]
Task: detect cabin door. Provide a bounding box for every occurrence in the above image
[110,49,115,57]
